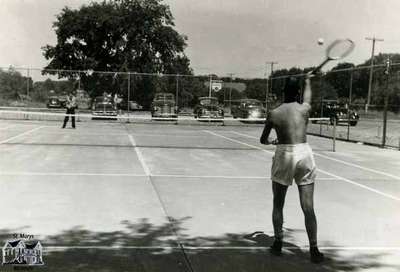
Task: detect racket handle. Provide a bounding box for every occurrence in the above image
[311,59,330,75]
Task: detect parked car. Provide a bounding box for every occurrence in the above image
[151,93,177,118]
[58,94,68,108]
[129,101,143,110]
[46,96,63,108]
[231,99,266,121]
[311,103,359,126]
[194,97,224,120]
[91,96,118,118]
[120,100,143,111]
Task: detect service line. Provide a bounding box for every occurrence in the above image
[205,130,400,202]
[229,130,400,181]
[0,126,44,144]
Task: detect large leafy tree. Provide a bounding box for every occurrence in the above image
[42,0,191,107]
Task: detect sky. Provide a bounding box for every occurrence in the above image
[1,0,400,79]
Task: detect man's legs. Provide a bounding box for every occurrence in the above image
[62,109,69,128]
[71,109,76,128]
[298,183,324,263]
[271,181,288,255]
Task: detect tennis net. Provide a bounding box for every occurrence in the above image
[0,109,334,151]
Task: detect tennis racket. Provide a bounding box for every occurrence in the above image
[311,39,355,75]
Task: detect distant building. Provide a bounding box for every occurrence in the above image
[2,240,44,266]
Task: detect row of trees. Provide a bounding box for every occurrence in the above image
[265,53,400,110]
[2,56,399,110]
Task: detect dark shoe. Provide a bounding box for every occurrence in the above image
[310,247,324,263]
[61,126,65,129]
[270,240,282,256]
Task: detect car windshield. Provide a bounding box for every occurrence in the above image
[326,104,348,111]
[200,98,218,106]
[245,101,262,107]
[155,93,174,101]
[96,97,112,103]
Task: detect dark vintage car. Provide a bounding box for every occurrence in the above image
[151,93,177,118]
[46,96,63,108]
[119,100,143,111]
[91,96,118,118]
[311,103,359,126]
[193,97,224,120]
[231,99,266,121]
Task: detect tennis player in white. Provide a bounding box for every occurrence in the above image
[260,73,324,263]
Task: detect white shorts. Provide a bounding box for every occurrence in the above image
[271,143,316,186]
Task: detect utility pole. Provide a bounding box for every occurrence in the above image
[175,74,179,113]
[208,74,212,98]
[265,61,277,110]
[26,68,30,97]
[227,73,235,112]
[365,36,384,113]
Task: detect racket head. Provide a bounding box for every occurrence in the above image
[326,39,355,60]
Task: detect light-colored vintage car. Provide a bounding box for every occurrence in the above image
[91,96,117,118]
[231,99,266,122]
[151,93,177,118]
[194,97,224,120]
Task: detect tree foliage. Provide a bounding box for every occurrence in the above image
[42,0,191,107]
[0,68,30,100]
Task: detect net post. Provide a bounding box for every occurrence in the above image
[398,137,400,151]
[333,119,336,152]
[175,74,179,125]
[347,68,353,141]
[127,72,131,123]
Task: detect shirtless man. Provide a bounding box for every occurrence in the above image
[260,74,324,263]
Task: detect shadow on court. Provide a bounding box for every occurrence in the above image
[0,218,396,272]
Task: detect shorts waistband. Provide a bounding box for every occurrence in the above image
[275,143,310,152]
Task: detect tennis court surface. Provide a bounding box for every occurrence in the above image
[1,118,399,272]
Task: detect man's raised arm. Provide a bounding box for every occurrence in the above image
[303,73,313,106]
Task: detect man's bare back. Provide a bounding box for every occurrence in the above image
[260,76,312,145]
[268,102,310,144]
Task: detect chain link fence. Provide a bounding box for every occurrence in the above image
[0,65,399,149]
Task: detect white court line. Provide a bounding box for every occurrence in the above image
[205,130,400,202]
[151,174,268,179]
[313,152,400,181]
[0,171,337,180]
[44,245,400,251]
[130,133,206,138]
[128,134,151,176]
[0,172,148,177]
[20,132,205,138]
[0,126,44,144]
[229,131,400,181]
[25,132,129,136]
[0,125,14,130]
[317,169,400,201]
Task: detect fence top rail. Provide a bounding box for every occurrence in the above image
[3,61,400,80]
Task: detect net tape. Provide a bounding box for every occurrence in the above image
[0,110,330,124]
